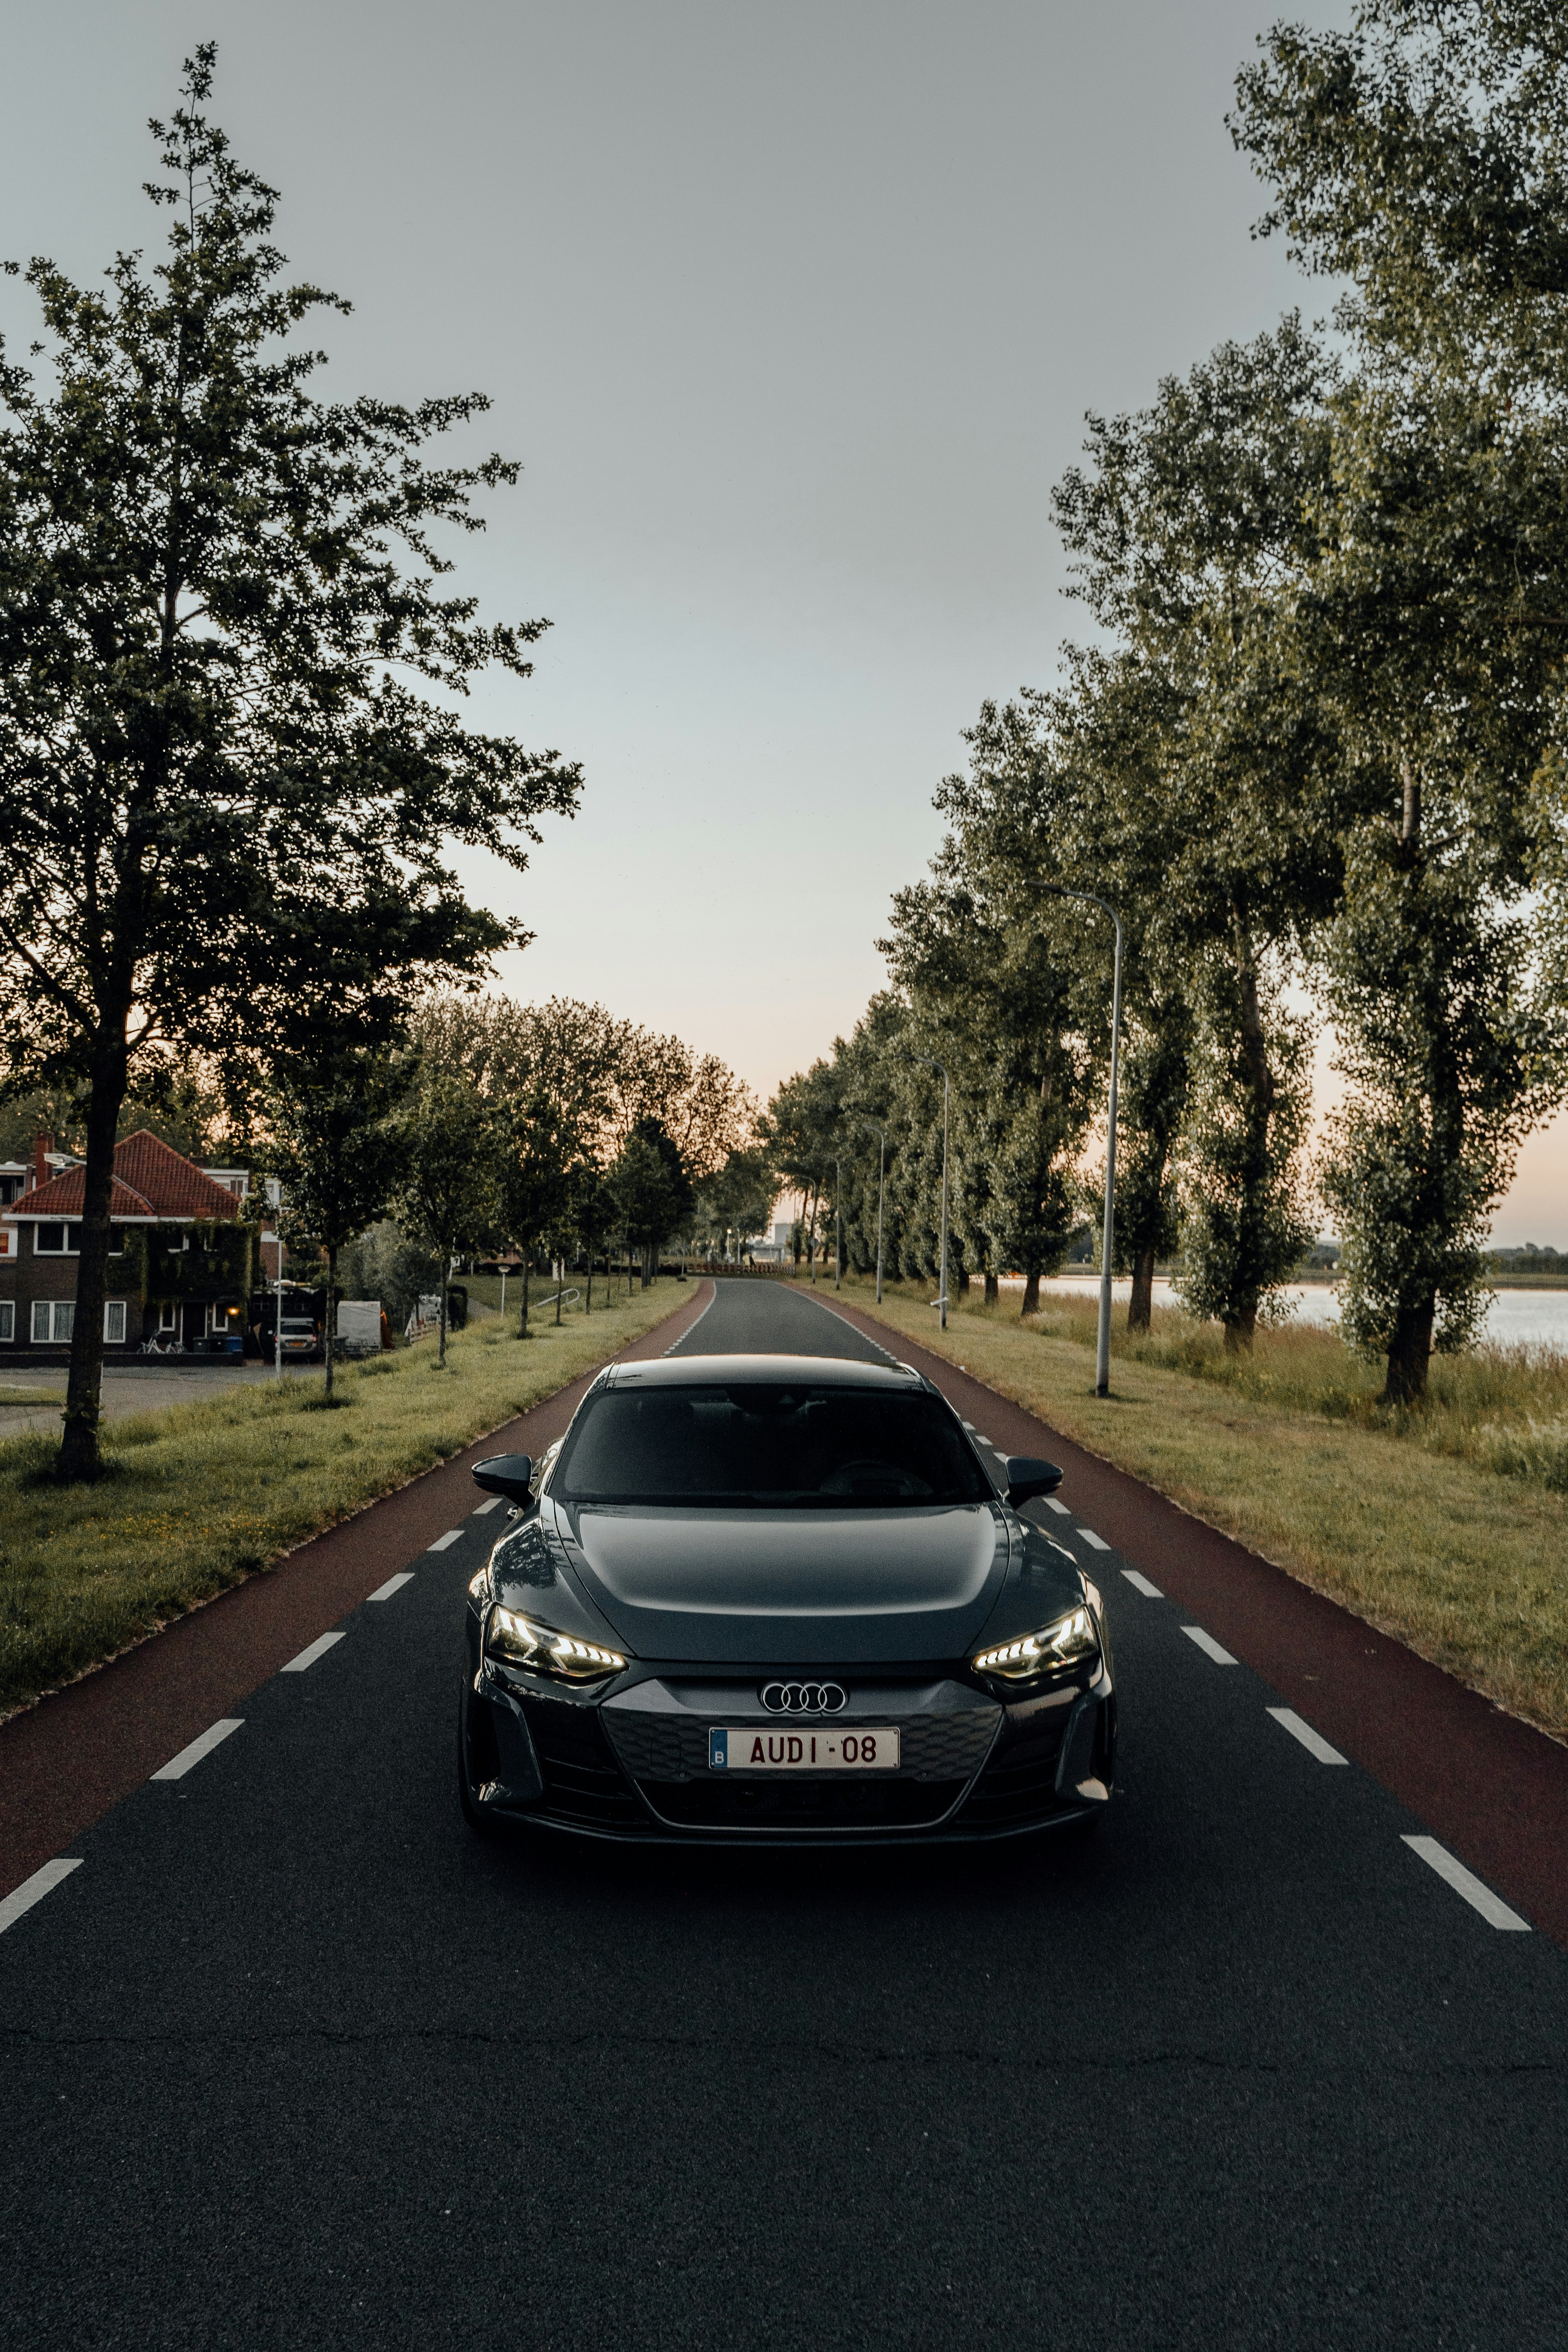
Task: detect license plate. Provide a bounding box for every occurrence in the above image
[709,1726,900,1771]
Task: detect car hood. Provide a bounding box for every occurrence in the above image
[553,1499,1012,1664]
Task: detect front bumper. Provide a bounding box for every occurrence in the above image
[461,1653,1116,1847]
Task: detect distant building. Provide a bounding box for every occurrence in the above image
[0,1131,256,1354]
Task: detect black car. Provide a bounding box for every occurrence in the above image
[458,1354,1116,1844]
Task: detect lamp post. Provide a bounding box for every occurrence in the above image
[833,1156,843,1291]
[1034,883,1123,1398]
[855,1119,887,1303]
[264,1178,284,1379]
[894,1054,950,1331]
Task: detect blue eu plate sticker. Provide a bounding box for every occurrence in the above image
[709,1729,728,1769]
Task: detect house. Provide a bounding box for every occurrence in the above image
[0,1131,256,1356]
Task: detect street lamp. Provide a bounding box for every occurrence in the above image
[1032,883,1123,1399]
[855,1118,887,1303]
[893,1054,951,1331]
[264,1177,284,1380]
[833,1156,843,1291]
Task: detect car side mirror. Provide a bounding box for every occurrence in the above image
[473,1453,535,1505]
[1003,1456,1063,1507]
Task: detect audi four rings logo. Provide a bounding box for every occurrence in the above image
[761,1681,847,1715]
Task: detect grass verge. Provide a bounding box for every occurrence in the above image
[814,1274,1568,1744]
[0,1278,691,1722]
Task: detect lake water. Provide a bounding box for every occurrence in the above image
[1003,1275,1568,1354]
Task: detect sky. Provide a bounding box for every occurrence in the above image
[2,0,1562,1241]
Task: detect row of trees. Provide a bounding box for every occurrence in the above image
[768,0,1568,1404]
[262,995,758,1386]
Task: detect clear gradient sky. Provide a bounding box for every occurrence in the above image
[3,1,1562,1240]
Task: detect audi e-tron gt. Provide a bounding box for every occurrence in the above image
[458,1354,1116,1844]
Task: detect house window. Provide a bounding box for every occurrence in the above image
[0,1302,12,1341]
[32,1301,74,1343]
[35,1223,69,1253]
[0,1226,14,1260]
[104,1302,126,1344]
[158,1302,177,1332]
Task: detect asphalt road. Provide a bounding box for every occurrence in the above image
[2,1279,1564,2351]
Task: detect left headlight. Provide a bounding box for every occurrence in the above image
[485,1604,627,1685]
[972,1605,1099,1691]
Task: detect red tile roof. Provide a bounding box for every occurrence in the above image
[1,1131,242,1224]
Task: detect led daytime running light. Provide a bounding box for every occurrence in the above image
[972,1606,1098,1683]
[486,1604,626,1682]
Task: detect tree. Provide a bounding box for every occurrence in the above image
[609,1134,680,1283]
[1173,965,1315,1346]
[263,1045,413,1398]
[1112,991,1191,1329]
[1233,0,1568,1395]
[0,51,580,1476]
[1049,325,1342,1344]
[503,1087,582,1337]
[696,1146,778,1262]
[394,1073,507,1366]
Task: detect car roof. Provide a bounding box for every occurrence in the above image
[604,1352,925,1392]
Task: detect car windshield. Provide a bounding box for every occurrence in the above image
[554,1383,993,1508]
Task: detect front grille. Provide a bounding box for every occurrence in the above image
[956,1711,1070,1829]
[519,1694,648,1831]
[640,1777,968,1832]
[603,1705,1000,1785]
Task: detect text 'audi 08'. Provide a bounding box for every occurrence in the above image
[458,1354,1116,1843]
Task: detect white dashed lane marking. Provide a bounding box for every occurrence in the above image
[1268,1707,1348,1764]
[1122,1569,1164,1599]
[0,1859,83,1937]
[1182,1626,1238,1666]
[472,1497,503,1517]
[1403,1836,1530,1931]
[427,1530,464,1552]
[1078,1528,1110,1551]
[281,1631,345,1674]
[150,1719,244,1780]
[367,1572,414,1602]
[1044,1499,1071,1516]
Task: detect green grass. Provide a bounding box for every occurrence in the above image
[810,1273,1568,1743]
[0,1277,691,1721]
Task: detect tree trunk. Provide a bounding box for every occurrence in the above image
[984,1271,999,1305]
[1021,1272,1040,1317]
[325,1243,337,1398]
[58,1038,130,1480]
[438,1258,449,1367]
[1128,1242,1156,1332]
[555,1257,564,1325]
[519,1259,531,1337]
[956,1266,970,1296]
[1382,1297,1435,1406]
[1223,1307,1256,1354]
[585,1247,594,1314]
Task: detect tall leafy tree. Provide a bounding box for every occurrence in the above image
[1234,0,1568,1395]
[0,51,580,1474]
[393,1072,507,1366]
[1050,325,1339,1344]
[263,1044,414,1398]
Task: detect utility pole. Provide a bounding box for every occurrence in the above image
[833,1156,843,1291]
[1034,883,1123,1397]
[264,1179,284,1379]
[894,1056,950,1331]
[856,1119,887,1302]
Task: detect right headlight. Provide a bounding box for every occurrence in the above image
[485,1604,627,1685]
[971,1605,1100,1692]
